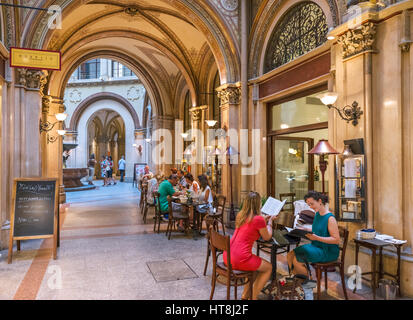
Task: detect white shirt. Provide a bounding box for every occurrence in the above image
[200,185,213,204]
[189,181,200,195]
[118,159,126,170]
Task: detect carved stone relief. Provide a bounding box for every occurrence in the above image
[68,89,82,103]
[217,86,241,105]
[337,22,377,59]
[127,86,144,102]
[16,68,48,90]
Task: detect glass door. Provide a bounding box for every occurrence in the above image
[271,136,314,201]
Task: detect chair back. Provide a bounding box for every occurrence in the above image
[209,228,231,270]
[213,195,226,215]
[153,191,161,214]
[279,193,295,212]
[338,226,349,263]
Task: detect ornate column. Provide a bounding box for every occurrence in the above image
[189,105,208,177]
[217,83,241,226]
[41,95,66,203]
[134,128,146,165]
[15,68,47,178]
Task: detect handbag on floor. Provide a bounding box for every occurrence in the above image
[262,276,305,300]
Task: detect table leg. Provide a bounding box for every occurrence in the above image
[372,248,377,300]
[271,245,277,281]
[379,247,383,284]
[397,245,401,296]
[192,207,197,239]
[353,243,359,293]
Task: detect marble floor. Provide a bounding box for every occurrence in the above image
[0,180,404,300]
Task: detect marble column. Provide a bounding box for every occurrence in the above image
[217,83,241,226]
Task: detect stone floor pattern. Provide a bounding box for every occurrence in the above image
[0,181,396,300]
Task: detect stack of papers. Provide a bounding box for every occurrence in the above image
[375,234,407,245]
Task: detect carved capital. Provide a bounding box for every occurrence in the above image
[400,41,412,53]
[338,22,377,59]
[17,68,48,90]
[217,85,241,105]
[189,105,208,122]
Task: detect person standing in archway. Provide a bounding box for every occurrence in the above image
[87,154,97,185]
[100,156,108,186]
[118,155,126,182]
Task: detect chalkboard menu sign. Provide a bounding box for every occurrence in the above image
[8,178,58,264]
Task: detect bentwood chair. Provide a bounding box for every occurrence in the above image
[165,196,190,240]
[153,192,168,233]
[209,228,254,300]
[201,195,226,235]
[203,215,221,276]
[311,226,349,300]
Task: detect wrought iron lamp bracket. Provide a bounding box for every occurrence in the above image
[39,120,61,133]
[327,101,363,126]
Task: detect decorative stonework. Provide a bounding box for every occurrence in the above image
[217,86,241,105]
[124,7,140,17]
[400,40,412,53]
[17,68,48,90]
[189,105,208,122]
[338,22,377,59]
[220,0,238,11]
[42,95,52,114]
[68,89,82,103]
[127,86,144,102]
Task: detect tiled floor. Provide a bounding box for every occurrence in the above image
[0,181,408,300]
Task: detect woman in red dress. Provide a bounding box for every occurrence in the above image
[223,191,278,300]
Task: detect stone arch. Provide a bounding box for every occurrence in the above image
[69,92,141,131]
[21,0,240,85]
[75,99,137,178]
[249,0,339,78]
[49,49,165,120]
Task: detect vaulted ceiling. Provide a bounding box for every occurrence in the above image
[20,0,240,118]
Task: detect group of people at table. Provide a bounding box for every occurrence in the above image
[139,166,214,231]
[139,166,340,300]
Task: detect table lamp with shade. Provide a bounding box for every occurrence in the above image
[308,140,339,194]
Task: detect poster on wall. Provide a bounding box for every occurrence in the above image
[133,163,147,187]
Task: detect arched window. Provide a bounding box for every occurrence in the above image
[183,91,191,133]
[264,2,328,72]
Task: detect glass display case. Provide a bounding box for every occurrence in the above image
[335,153,366,222]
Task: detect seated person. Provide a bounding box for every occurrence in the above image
[195,174,214,217]
[223,191,279,300]
[158,174,183,219]
[140,165,154,185]
[184,173,199,195]
[287,190,340,277]
[177,169,188,189]
[146,175,160,205]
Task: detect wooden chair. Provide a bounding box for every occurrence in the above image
[203,215,220,276]
[153,192,168,233]
[165,196,190,240]
[201,195,226,235]
[311,226,349,300]
[143,192,156,225]
[139,180,145,210]
[279,192,295,212]
[209,228,254,300]
[140,184,148,221]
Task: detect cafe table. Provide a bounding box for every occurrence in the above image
[172,197,207,240]
[256,234,301,281]
[353,238,404,299]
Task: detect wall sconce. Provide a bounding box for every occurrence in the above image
[145,138,151,143]
[181,132,189,139]
[137,145,142,155]
[319,92,363,126]
[47,129,66,144]
[205,120,217,127]
[40,113,68,133]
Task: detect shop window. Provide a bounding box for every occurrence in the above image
[271,91,328,131]
[264,2,328,72]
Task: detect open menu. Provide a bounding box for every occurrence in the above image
[285,227,313,238]
[261,197,286,216]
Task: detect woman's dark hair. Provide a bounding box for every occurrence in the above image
[198,174,209,190]
[170,167,177,174]
[184,173,194,182]
[90,153,95,159]
[304,190,329,205]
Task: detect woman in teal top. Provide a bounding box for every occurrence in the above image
[287,191,340,277]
